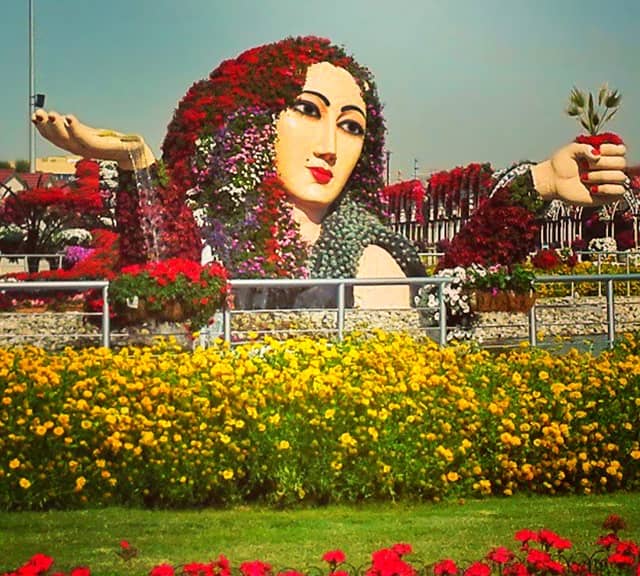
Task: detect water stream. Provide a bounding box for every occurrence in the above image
[126,144,163,261]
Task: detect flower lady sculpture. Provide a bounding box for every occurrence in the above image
[32,36,629,309]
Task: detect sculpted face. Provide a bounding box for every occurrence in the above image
[274,62,367,218]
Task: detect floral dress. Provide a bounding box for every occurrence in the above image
[114,162,546,308]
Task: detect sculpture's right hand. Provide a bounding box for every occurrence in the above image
[32,109,156,170]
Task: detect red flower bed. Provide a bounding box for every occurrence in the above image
[3,517,638,576]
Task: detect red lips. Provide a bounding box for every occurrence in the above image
[308,167,333,184]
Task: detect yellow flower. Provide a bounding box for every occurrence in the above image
[9,458,20,469]
[631,450,640,460]
[268,414,281,425]
[35,425,47,436]
[436,445,454,462]
[446,471,460,482]
[277,440,290,451]
[19,477,31,489]
[75,476,87,491]
[53,426,65,437]
[222,469,234,480]
[140,431,155,446]
[339,432,357,448]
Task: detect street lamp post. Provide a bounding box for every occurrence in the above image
[28,0,35,173]
[385,150,391,186]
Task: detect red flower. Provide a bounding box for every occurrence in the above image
[574,132,624,150]
[239,561,272,576]
[120,540,131,550]
[538,529,572,551]
[464,562,491,576]
[597,533,619,549]
[532,249,562,271]
[526,550,564,574]
[487,547,515,564]
[391,544,413,557]
[184,562,215,576]
[322,550,347,565]
[24,554,55,575]
[70,567,91,576]
[608,552,635,566]
[602,514,627,533]
[569,562,593,576]
[433,559,458,576]
[515,530,539,546]
[503,563,530,576]
[149,564,175,576]
[368,547,416,576]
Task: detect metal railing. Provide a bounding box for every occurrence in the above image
[1,273,640,351]
[0,280,110,347]
[530,273,640,349]
[224,277,449,345]
[0,252,65,273]
[574,250,640,296]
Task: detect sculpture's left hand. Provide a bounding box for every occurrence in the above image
[531,141,628,206]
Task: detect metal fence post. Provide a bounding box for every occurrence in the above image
[337,282,345,341]
[101,284,110,349]
[223,305,231,344]
[438,281,447,346]
[606,279,615,349]
[528,303,537,347]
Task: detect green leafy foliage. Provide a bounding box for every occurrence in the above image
[566,84,621,135]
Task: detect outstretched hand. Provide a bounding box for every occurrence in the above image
[531,141,628,206]
[32,109,156,170]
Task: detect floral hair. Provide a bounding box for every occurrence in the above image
[162,36,385,210]
[160,36,387,277]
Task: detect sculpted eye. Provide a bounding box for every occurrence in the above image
[292,99,320,118]
[339,119,365,137]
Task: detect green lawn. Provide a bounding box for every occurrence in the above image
[2,494,639,574]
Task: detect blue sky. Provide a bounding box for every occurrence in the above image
[1,0,639,178]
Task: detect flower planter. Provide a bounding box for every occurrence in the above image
[156,300,188,323]
[117,302,149,325]
[14,306,49,314]
[472,290,536,313]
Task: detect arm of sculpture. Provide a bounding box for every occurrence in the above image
[31,110,156,170]
[531,141,628,206]
[32,110,200,266]
[436,139,629,269]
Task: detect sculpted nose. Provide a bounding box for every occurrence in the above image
[314,150,336,166]
[314,123,337,166]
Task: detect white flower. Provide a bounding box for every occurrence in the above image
[588,237,617,252]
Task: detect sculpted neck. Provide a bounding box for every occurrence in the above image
[289,199,328,245]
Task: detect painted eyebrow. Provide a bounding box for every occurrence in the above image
[341,104,366,119]
[300,90,366,119]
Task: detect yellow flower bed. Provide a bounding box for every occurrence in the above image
[535,261,640,298]
[1,331,639,509]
